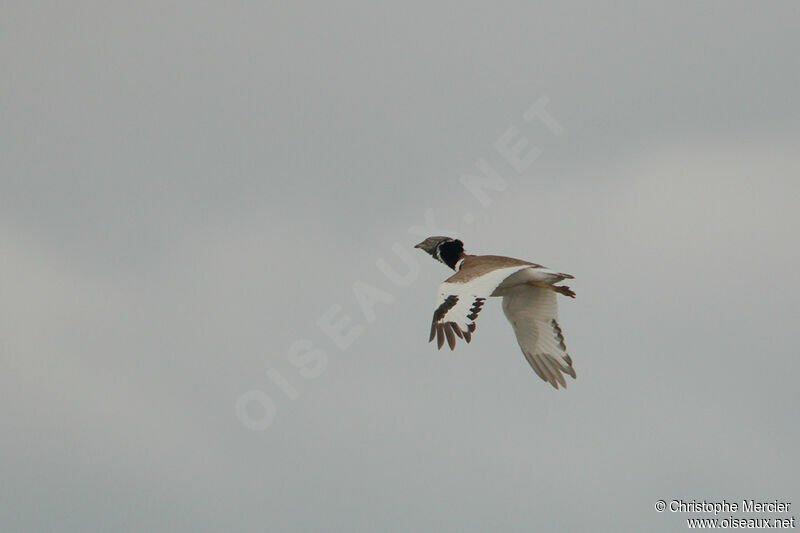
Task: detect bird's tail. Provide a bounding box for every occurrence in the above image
[554,285,576,298]
[527,281,576,298]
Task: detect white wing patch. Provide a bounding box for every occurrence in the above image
[501,285,576,389]
[429,265,530,350]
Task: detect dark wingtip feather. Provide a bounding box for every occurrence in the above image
[444,324,456,350]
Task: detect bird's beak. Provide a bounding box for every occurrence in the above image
[414,241,425,249]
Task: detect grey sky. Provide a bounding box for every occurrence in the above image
[2,2,799,532]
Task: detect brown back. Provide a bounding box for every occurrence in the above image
[446,255,541,283]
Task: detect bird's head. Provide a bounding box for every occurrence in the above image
[414,236,464,269]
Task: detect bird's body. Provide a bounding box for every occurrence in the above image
[415,236,577,389]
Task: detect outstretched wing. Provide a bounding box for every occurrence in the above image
[429,265,530,350]
[501,285,576,389]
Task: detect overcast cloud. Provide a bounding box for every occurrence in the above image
[2,2,799,532]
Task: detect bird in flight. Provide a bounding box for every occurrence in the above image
[415,236,577,389]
